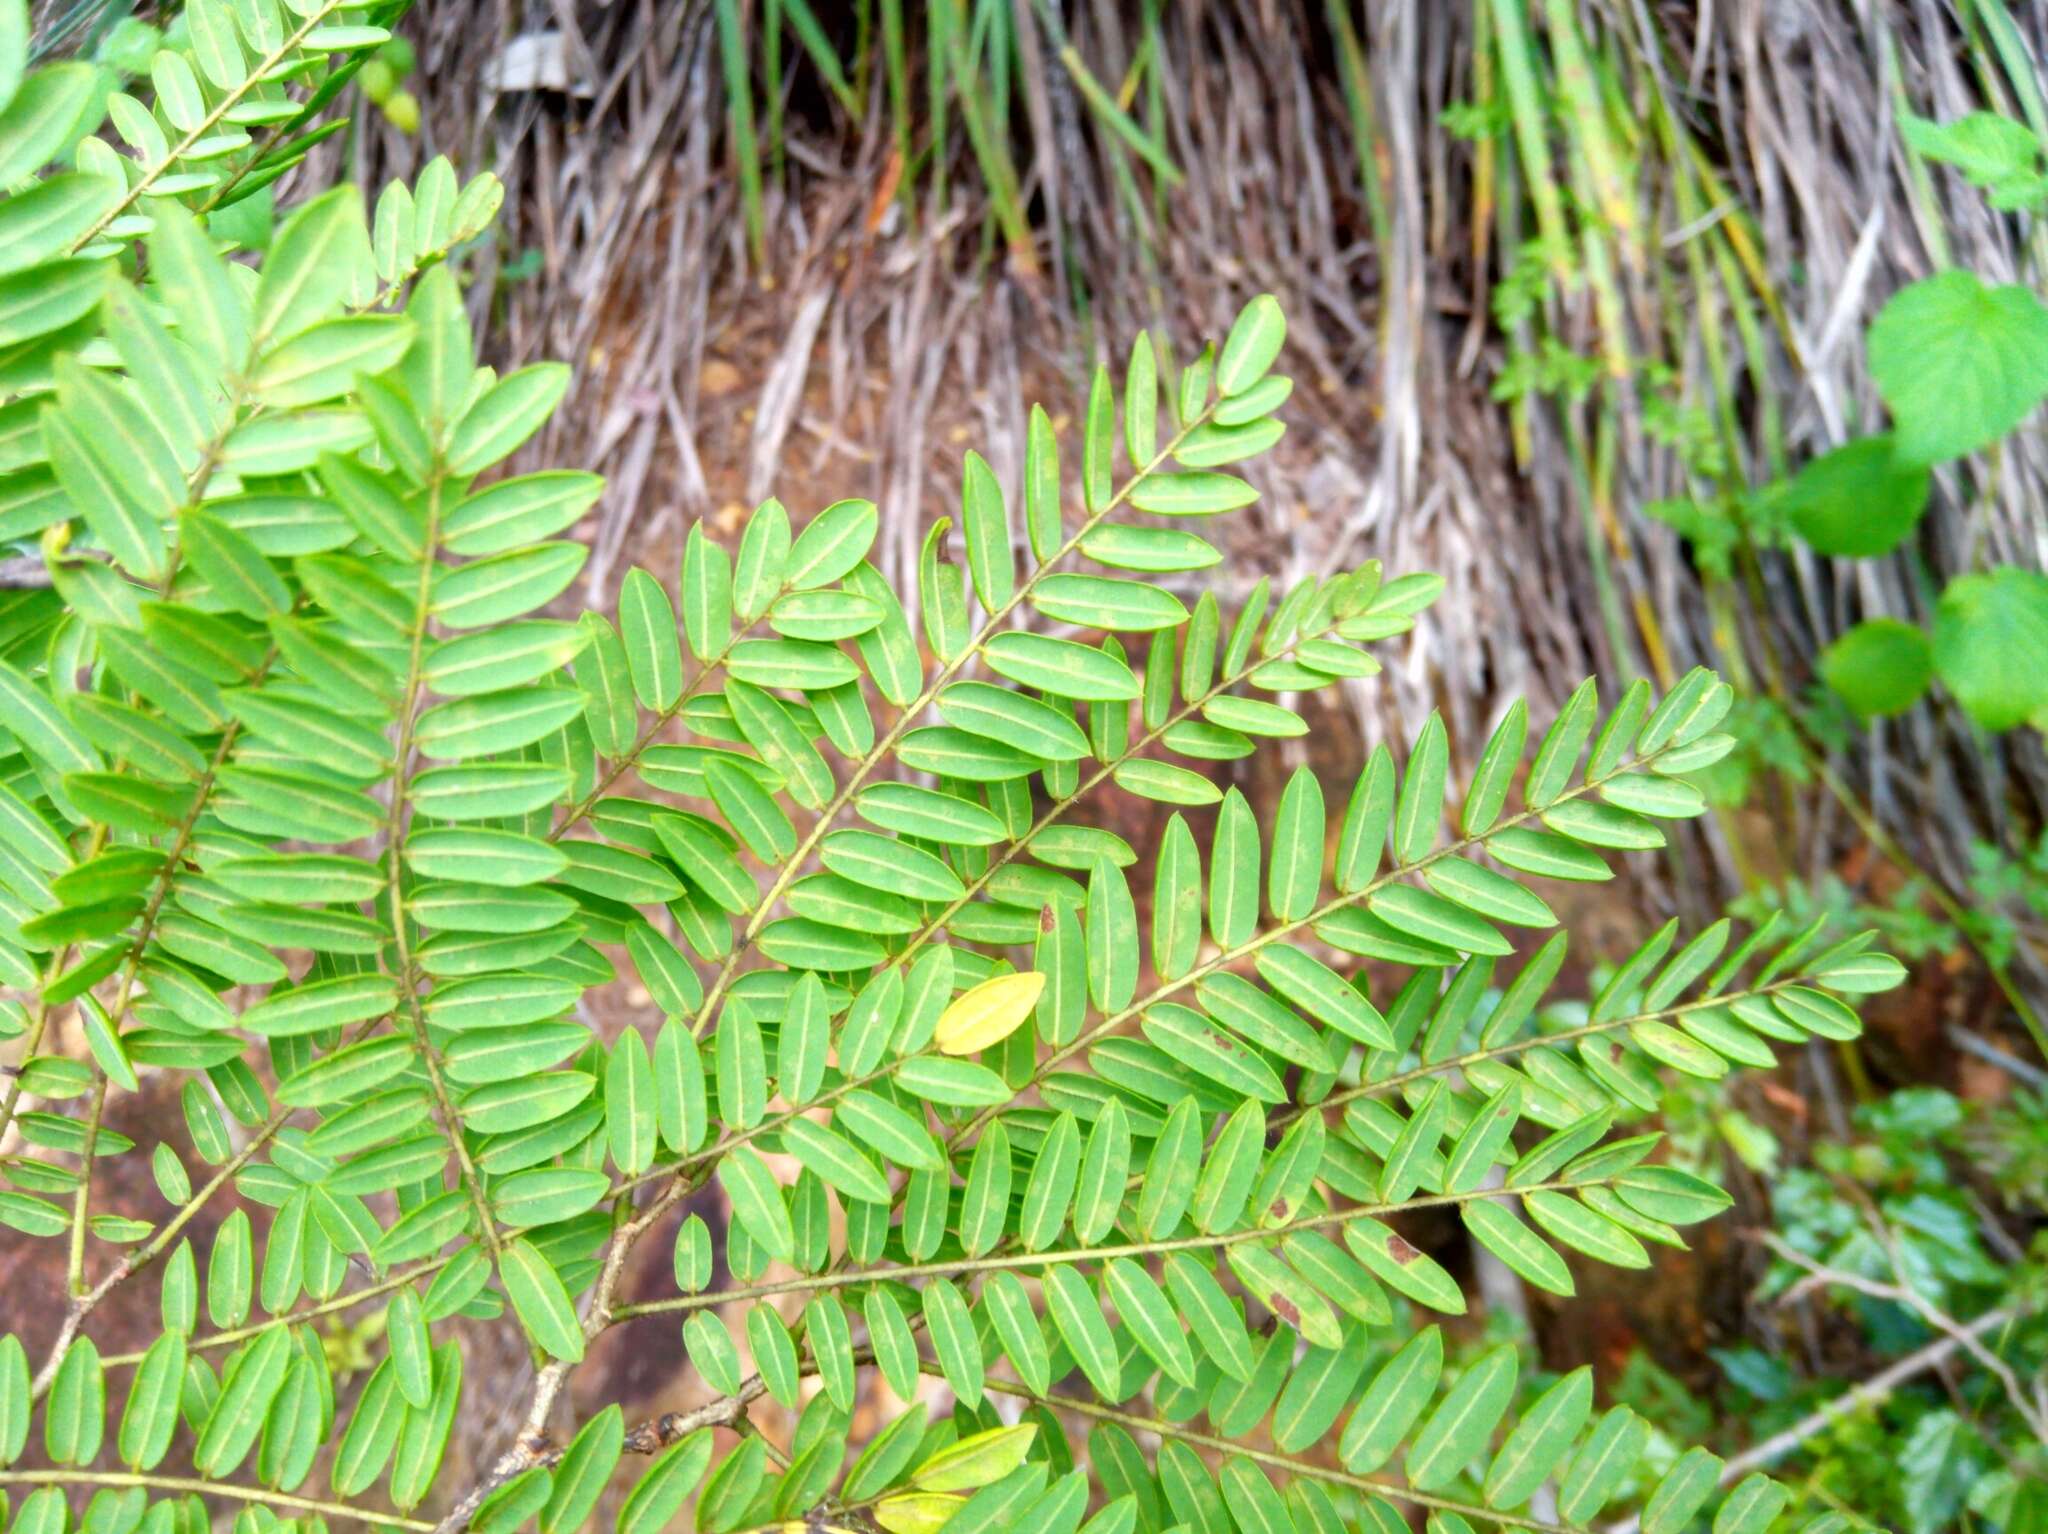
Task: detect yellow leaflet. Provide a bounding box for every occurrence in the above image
[934,971,1046,1056]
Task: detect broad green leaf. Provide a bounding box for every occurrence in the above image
[0,64,103,188]
[606,1028,657,1175]
[1034,572,1187,632]
[0,1333,26,1464]
[1127,471,1258,516]
[1339,1325,1443,1473]
[1777,435,1929,556]
[845,1404,931,1503]
[915,1425,1037,1493]
[1819,618,1932,718]
[921,1278,985,1407]
[781,1116,890,1204]
[450,363,572,474]
[444,472,604,556]
[1044,1264,1120,1400]
[984,631,1139,701]
[617,1430,714,1534]
[716,1147,794,1261]
[45,1337,104,1465]
[255,315,415,407]
[1642,1446,1726,1534]
[117,1331,185,1472]
[1932,567,2048,729]
[1869,269,2048,463]
[1462,1198,1573,1295]
[787,497,877,588]
[1344,1217,1466,1314]
[196,1323,292,1475]
[542,1405,623,1534]
[961,453,1013,611]
[1105,1257,1197,1387]
[1209,787,1260,948]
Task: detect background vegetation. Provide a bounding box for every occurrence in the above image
[3,1,2047,1532]
[360,12,2048,1514]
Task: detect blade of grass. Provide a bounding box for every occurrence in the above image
[1543,0,1635,272]
[928,0,951,211]
[1489,0,1571,278]
[881,0,912,219]
[782,0,861,115]
[943,2,1033,271]
[716,0,767,266]
[764,0,785,181]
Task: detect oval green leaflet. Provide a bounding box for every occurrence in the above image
[498,1238,585,1363]
[616,1429,714,1534]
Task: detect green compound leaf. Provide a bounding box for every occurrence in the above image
[0,235,1854,1534]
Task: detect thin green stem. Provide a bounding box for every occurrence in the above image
[383,475,501,1263]
[0,940,81,1146]
[54,694,257,1269]
[70,0,353,252]
[611,1175,1601,1320]
[549,618,763,843]
[972,1385,1574,1534]
[53,1002,396,1389]
[898,623,1330,993]
[64,1078,108,1297]
[0,1471,433,1533]
[99,1257,448,1370]
[955,743,1683,1145]
[685,394,1228,1040]
[1296,975,1810,1126]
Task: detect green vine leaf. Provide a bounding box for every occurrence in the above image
[1868,268,2048,463]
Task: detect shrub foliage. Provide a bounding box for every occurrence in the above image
[0,8,1904,1534]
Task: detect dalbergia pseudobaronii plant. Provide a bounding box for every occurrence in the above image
[0,10,1902,1533]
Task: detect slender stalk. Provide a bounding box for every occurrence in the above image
[69,0,353,252]
[974,1383,1575,1534]
[56,1019,392,1389]
[0,940,83,1145]
[0,1471,435,1533]
[383,474,502,1264]
[549,618,764,843]
[1298,975,1812,1125]
[63,1078,108,1297]
[611,1175,1605,1320]
[683,394,1230,1041]
[954,741,1686,1146]
[53,692,258,1303]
